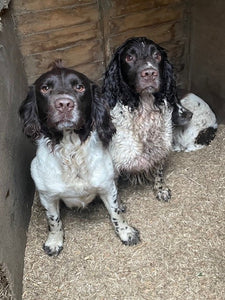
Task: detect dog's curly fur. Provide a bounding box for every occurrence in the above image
[102,37,181,201]
[19,61,140,256]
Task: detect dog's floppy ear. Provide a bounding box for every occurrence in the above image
[154,46,178,106]
[19,85,41,141]
[91,84,116,147]
[102,44,138,110]
[102,51,123,108]
[153,46,193,126]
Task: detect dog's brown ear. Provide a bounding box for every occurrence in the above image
[48,59,64,70]
[19,85,41,141]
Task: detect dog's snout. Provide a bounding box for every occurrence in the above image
[55,98,74,113]
[141,68,158,80]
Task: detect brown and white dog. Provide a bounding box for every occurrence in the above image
[19,60,140,256]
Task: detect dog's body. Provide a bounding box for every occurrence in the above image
[19,61,140,256]
[103,37,179,200]
[173,93,217,152]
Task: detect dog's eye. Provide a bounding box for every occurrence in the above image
[74,84,85,93]
[125,54,134,62]
[153,52,161,62]
[41,85,51,94]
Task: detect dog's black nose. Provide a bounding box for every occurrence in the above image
[55,98,74,112]
[141,68,158,80]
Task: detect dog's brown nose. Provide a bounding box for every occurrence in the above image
[55,98,74,112]
[141,68,158,79]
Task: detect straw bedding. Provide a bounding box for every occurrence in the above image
[22,125,225,300]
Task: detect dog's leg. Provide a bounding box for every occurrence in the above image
[39,193,64,256]
[100,183,140,245]
[153,165,171,202]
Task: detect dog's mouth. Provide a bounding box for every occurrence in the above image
[54,115,85,131]
[56,120,77,130]
[137,82,160,94]
[48,108,83,131]
[136,76,160,94]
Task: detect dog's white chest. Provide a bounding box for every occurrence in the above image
[31,132,114,206]
[110,96,173,173]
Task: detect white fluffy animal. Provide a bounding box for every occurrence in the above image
[173,93,217,152]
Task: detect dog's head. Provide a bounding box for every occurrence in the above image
[103,36,192,125]
[119,38,162,94]
[19,60,115,146]
[172,102,193,126]
[103,37,177,109]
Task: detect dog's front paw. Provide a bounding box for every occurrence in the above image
[118,225,140,246]
[43,231,64,256]
[156,187,171,202]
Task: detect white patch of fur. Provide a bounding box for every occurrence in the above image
[44,230,64,253]
[173,93,217,152]
[109,93,173,176]
[31,131,115,208]
[146,61,154,68]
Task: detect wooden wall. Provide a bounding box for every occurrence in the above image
[13,0,189,87]
[189,0,225,123]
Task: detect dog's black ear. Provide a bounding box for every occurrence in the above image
[102,46,138,110]
[154,46,178,106]
[102,52,123,108]
[91,84,116,147]
[153,46,193,126]
[19,85,41,141]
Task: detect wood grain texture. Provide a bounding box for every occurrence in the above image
[20,23,99,55]
[13,0,189,87]
[16,4,99,35]
[24,38,103,77]
[13,0,96,13]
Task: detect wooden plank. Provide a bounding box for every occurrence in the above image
[109,5,184,35]
[24,39,103,78]
[108,0,182,17]
[108,0,155,17]
[71,61,105,83]
[19,23,99,55]
[15,4,99,35]
[155,0,183,7]
[108,21,185,52]
[27,61,104,85]
[13,0,96,14]
[161,41,185,61]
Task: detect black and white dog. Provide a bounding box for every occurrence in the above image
[19,60,140,256]
[102,37,188,201]
[172,93,217,152]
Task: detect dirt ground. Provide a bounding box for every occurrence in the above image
[22,125,225,300]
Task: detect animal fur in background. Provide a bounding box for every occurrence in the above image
[102,37,185,201]
[173,93,217,152]
[19,60,140,256]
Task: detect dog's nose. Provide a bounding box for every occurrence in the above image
[141,68,158,79]
[55,98,74,112]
